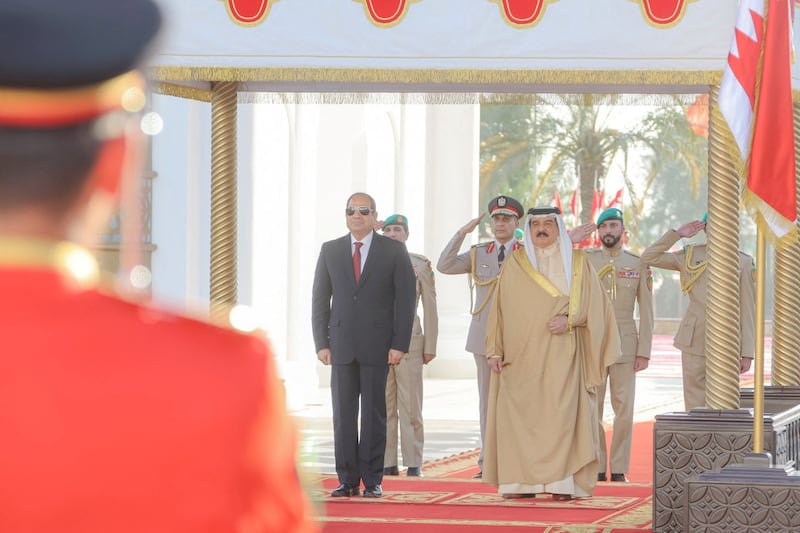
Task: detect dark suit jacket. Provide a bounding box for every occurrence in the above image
[312,231,416,365]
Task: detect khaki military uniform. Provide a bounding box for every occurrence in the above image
[385,253,438,470]
[437,234,516,469]
[586,247,653,476]
[641,230,756,410]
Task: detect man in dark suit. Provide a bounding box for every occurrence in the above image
[312,192,417,498]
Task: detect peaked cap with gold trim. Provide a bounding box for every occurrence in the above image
[0,0,162,128]
[488,195,524,218]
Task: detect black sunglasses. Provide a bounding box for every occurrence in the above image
[346,206,373,216]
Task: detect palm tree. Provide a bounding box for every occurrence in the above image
[480,94,708,249]
[479,104,537,207]
[535,95,634,224]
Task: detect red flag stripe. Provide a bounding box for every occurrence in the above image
[746,0,796,235]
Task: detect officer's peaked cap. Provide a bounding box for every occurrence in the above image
[488,195,524,218]
[0,0,162,90]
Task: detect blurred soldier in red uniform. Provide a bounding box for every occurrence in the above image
[0,1,317,532]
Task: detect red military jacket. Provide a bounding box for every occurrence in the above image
[0,239,317,533]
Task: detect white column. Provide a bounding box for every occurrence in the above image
[423,104,481,379]
[285,102,324,409]
[150,95,211,313]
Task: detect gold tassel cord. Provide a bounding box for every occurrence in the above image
[469,247,498,316]
[680,246,707,294]
[596,263,616,300]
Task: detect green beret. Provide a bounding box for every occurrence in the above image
[701,213,708,224]
[514,228,524,240]
[383,213,408,231]
[596,207,623,226]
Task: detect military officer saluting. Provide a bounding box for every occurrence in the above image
[437,195,525,478]
[586,208,654,483]
[641,215,755,411]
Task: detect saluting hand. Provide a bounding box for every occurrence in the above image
[388,349,405,365]
[676,220,706,238]
[568,223,597,244]
[458,213,485,237]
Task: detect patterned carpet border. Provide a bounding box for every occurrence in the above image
[419,447,481,478]
[314,476,653,530]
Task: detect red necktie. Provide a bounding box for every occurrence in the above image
[353,242,363,283]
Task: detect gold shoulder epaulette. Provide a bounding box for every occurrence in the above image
[409,252,428,261]
[623,249,641,259]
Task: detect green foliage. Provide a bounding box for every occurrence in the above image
[480,95,709,249]
[480,95,717,319]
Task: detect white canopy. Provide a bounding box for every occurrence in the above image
[150,0,773,92]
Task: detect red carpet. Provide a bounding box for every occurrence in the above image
[417,420,654,483]
[314,422,655,531]
[315,476,652,531]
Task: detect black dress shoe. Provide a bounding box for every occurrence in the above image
[363,484,382,498]
[331,483,360,497]
[610,473,629,482]
[472,471,482,479]
[383,466,399,476]
[406,467,423,477]
[597,472,607,482]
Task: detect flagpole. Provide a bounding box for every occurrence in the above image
[752,228,766,453]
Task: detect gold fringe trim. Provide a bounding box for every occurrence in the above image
[742,188,799,250]
[234,91,708,106]
[148,66,722,87]
[152,82,212,102]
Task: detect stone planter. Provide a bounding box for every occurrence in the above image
[684,453,800,532]
[653,392,800,533]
